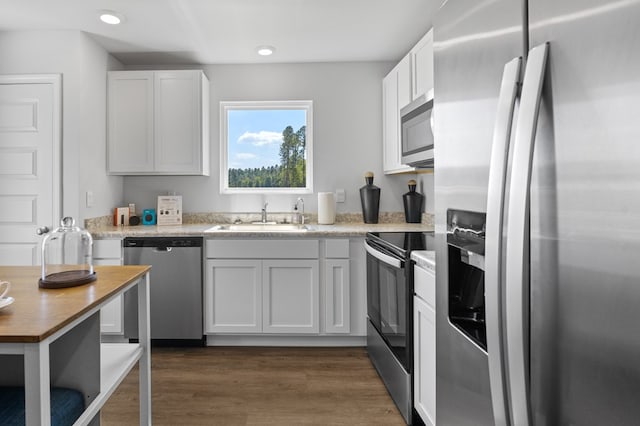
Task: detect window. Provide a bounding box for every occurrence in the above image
[220,100,313,194]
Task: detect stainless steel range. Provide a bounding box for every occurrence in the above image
[365,231,434,425]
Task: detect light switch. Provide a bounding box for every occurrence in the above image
[335,189,346,203]
[86,190,94,208]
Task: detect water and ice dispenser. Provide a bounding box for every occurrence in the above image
[447,209,487,350]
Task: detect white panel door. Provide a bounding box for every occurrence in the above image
[205,259,262,333]
[263,260,319,334]
[107,71,154,173]
[0,75,60,265]
[411,29,434,101]
[94,258,124,334]
[414,295,436,426]
[154,71,201,174]
[382,67,414,175]
[324,259,350,334]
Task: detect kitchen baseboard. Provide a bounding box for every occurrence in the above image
[205,335,366,347]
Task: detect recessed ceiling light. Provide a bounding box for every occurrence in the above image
[99,10,124,25]
[256,46,275,56]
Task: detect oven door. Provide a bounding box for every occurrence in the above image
[365,239,410,369]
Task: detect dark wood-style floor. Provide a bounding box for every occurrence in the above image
[101,346,405,425]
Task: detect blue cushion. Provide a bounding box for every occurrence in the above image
[0,387,84,426]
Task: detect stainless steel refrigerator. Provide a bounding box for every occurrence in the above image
[433,0,640,425]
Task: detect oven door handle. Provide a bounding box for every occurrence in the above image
[364,240,403,269]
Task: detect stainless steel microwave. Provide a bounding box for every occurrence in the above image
[400,91,434,167]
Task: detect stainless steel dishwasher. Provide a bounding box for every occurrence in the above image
[123,237,203,344]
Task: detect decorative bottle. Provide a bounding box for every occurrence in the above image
[360,172,380,224]
[403,179,424,223]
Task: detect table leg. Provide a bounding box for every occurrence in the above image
[138,271,152,424]
[24,342,51,426]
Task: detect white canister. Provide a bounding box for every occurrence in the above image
[318,192,336,224]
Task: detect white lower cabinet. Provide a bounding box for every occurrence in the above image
[414,296,436,426]
[205,258,320,334]
[414,260,436,426]
[263,260,319,334]
[324,259,350,334]
[205,239,356,338]
[205,259,262,333]
[205,240,321,335]
[93,239,124,335]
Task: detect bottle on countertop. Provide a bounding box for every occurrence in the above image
[403,179,424,223]
[359,171,380,224]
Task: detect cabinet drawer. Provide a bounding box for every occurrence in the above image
[325,239,349,258]
[94,239,122,259]
[414,265,435,308]
[207,239,319,259]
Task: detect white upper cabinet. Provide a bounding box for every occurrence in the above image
[411,29,434,101]
[397,55,412,110]
[107,71,155,173]
[382,29,433,175]
[107,70,210,175]
[382,62,415,175]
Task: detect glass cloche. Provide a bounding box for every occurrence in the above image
[39,217,96,288]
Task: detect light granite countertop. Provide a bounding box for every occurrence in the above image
[89,222,433,239]
[411,250,436,269]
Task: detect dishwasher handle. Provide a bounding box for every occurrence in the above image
[154,247,173,253]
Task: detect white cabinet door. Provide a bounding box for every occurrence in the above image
[383,66,415,175]
[414,295,436,426]
[324,259,350,334]
[411,29,434,101]
[107,71,154,173]
[205,259,262,333]
[95,258,124,334]
[397,55,412,109]
[154,71,205,174]
[263,260,319,334]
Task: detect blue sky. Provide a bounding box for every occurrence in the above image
[228,109,306,170]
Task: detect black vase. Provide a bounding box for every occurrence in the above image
[360,174,380,224]
[403,180,424,223]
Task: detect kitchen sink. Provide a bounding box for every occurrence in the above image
[205,223,310,232]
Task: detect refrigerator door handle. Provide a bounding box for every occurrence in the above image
[505,42,549,426]
[485,56,522,426]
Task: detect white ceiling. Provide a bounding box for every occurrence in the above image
[0,0,442,65]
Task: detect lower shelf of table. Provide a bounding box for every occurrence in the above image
[73,343,143,425]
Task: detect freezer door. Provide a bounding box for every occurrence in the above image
[528,1,640,425]
[433,0,525,424]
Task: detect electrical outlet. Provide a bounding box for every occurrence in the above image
[335,189,346,203]
[86,191,94,208]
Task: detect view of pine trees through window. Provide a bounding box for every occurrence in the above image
[223,102,311,192]
[228,125,306,188]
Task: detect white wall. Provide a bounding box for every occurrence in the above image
[0,30,124,223]
[0,32,434,221]
[123,62,435,217]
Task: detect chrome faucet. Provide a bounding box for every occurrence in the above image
[295,197,305,225]
[261,202,268,223]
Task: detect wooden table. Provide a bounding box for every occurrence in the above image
[0,265,152,425]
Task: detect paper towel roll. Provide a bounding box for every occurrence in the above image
[318,192,336,224]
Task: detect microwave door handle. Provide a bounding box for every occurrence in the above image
[505,42,549,426]
[485,56,522,426]
[364,240,402,269]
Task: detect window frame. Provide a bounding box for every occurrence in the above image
[220,100,314,194]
